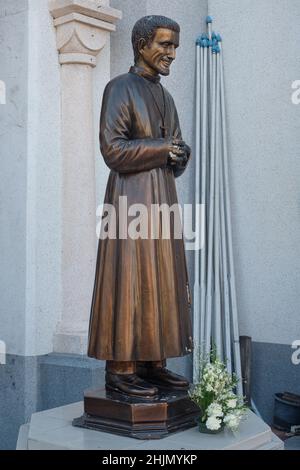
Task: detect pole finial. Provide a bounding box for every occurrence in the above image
[212,45,220,54]
[206,16,213,24]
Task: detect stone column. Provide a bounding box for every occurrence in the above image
[49,0,121,353]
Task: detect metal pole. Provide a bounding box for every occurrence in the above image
[193,39,201,382]
[213,45,222,358]
[205,47,216,357]
[199,38,208,362]
[219,43,243,395]
[218,38,232,374]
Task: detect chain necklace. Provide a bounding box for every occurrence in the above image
[144,80,168,138]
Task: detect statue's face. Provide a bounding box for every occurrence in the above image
[138,28,179,76]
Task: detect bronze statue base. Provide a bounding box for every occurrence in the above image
[73,388,200,440]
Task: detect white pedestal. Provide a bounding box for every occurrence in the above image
[18,402,284,450]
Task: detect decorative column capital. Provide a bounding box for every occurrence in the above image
[49,0,122,66]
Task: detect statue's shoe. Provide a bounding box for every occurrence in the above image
[137,366,190,391]
[105,372,159,399]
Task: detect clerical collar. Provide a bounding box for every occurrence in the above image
[129,66,161,84]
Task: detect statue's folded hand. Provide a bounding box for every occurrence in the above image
[168,139,190,168]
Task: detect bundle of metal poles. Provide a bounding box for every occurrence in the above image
[193,16,243,395]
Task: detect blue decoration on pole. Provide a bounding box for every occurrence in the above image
[212,44,221,54]
[196,17,223,49]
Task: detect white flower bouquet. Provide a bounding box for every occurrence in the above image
[189,355,247,433]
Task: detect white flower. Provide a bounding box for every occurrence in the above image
[207,402,223,418]
[223,413,241,431]
[227,398,237,409]
[206,416,222,431]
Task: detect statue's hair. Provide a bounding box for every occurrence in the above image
[132,15,180,64]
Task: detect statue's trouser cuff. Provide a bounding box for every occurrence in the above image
[106,361,136,375]
[106,360,167,375]
[137,360,166,369]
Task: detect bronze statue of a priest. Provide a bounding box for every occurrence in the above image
[88,15,193,399]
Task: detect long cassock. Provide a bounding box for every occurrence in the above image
[88,66,193,362]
